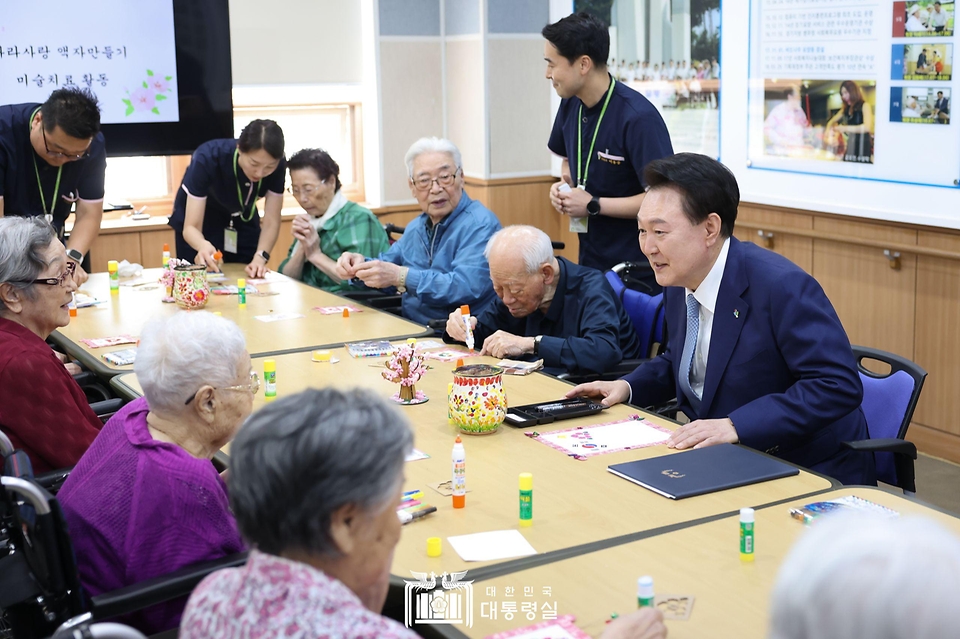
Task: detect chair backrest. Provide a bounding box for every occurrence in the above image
[605,269,665,358]
[853,345,927,486]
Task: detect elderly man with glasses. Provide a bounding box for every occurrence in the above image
[0,87,108,284]
[336,137,502,324]
[0,216,102,472]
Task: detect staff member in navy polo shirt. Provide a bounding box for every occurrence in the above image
[543,13,673,292]
[168,120,286,278]
[0,87,107,284]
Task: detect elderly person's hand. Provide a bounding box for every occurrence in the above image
[353,260,402,290]
[445,309,477,343]
[479,331,534,359]
[181,388,417,637]
[336,252,366,280]
[292,214,321,258]
[565,379,631,408]
[601,608,667,639]
[666,418,738,450]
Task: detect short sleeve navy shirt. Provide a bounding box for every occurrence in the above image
[548,78,673,272]
[0,103,107,233]
[168,138,286,263]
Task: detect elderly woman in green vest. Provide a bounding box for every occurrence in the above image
[280,148,389,292]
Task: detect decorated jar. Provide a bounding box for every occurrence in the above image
[172,265,210,310]
[449,364,506,435]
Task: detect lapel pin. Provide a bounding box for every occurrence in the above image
[733,309,740,318]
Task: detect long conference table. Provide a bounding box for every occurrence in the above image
[50,264,431,377]
[71,275,953,639]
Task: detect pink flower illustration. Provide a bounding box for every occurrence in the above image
[149,78,170,93]
[130,87,156,111]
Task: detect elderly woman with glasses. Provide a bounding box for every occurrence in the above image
[0,216,101,472]
[336,137,502,324]
[59,311,253,635]
[279,148,389,292]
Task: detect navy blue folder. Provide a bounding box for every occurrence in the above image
[607,443,800,499]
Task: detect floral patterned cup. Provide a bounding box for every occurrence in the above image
[450,364,506,435]
[172,265,210,310]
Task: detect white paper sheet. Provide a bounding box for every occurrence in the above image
[447,530,537,562]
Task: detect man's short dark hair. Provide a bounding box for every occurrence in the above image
[541,12,609,67]
[938,91,944,95]
[643,153,739,238]
[40,87,101,139]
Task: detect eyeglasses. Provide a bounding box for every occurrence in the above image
[287,180,327,197]
[184,370,260,405]
[10,260,76,287]
[41,126,90,160]
[411,168,461,192]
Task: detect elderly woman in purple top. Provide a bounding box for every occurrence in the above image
[59,311,255,635]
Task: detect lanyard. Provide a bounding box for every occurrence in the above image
[29,107,63,221]
[233,149,261,223]
[576,77,616,189]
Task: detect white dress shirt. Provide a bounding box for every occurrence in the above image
[684,237,731,400]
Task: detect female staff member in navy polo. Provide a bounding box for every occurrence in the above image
[168,120,286,278]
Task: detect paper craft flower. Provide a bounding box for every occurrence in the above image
[382,345,427,402]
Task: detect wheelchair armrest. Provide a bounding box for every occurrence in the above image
[841,438,918,458]
[550,241,566,250]
[89,551,250,621]
[34,466,74,493]
[427,319,446,331]
[90,398,125,419]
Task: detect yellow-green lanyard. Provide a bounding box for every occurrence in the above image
[576,77,616,188]
[30,107,62,222]
[233,149,261,224]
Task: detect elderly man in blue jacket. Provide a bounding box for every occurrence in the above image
[336,137,501,324]
[444,225,642,376]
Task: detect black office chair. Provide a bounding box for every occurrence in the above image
[0,452,247,639]
[841,345,927,494]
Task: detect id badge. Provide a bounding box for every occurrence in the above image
[224,227,239,254]
[569,216,589,233]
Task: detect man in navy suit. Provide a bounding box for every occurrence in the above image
[568,153,875,485]
[935,91,950,124]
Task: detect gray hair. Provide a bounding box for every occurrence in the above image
[404,137,462,178]
[229,387,413,556]
[484,225,554,273]
[769,513,960,639]
[0,216,57,310]
[134,311,248,414]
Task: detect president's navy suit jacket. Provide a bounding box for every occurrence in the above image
[624,237,875,485]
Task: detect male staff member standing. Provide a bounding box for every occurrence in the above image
[0,88,106,284]
[568,153,875,486]
[544,12,673,291]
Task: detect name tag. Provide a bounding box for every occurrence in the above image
[224,226,239,253]
[597,150,625,164]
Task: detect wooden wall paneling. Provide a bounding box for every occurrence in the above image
[913,231,960,438]
[811,218,917,360]
[139,229,176,268]
[89,233,142,273]
[736,204,814,273]
[908,422,960,465]
[268,219,295,271]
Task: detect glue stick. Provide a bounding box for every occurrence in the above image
[452,436,466,508]
[740,508,755,562]
[519,473,533,527]
[460,305,474,350]
[68,292,78,318]
[162,243,170,267]
[637,576,654,608]
[263,359,277,398]
[237,278,247,307]
[108,260,119,292]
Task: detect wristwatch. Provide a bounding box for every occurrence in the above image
[256,249,271,262]
[533,335,543,356]
[66,248,84,263]
[397,266,409,293]
[587,196,601,217]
